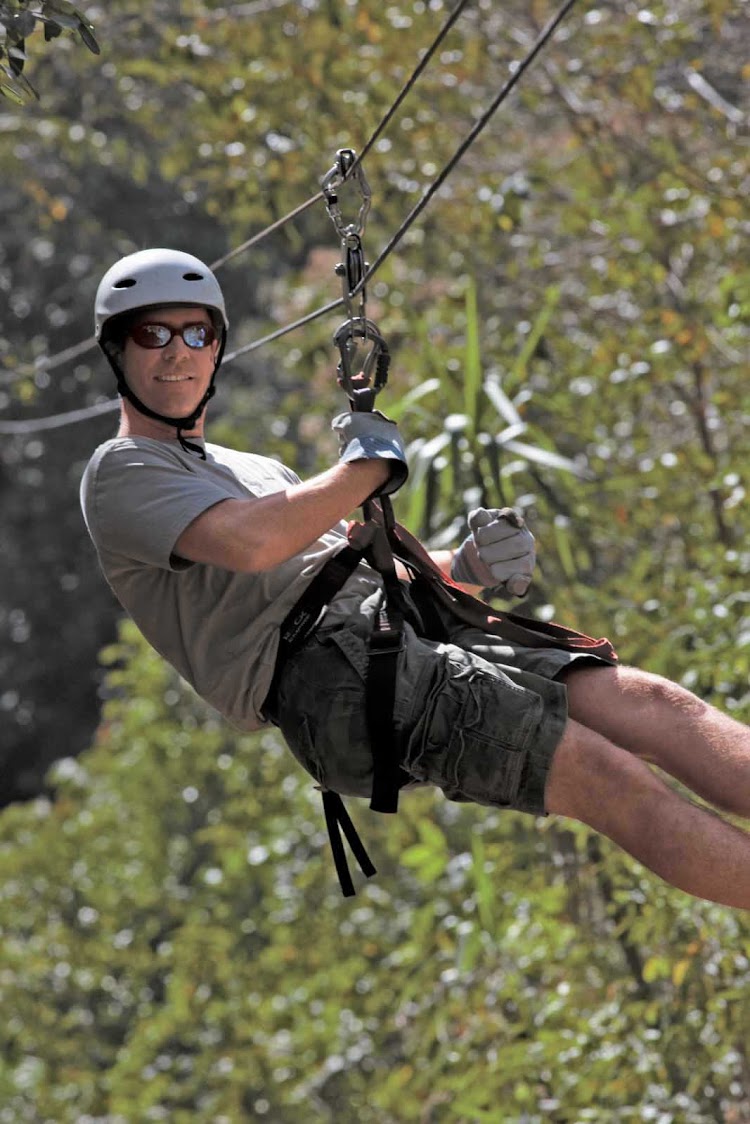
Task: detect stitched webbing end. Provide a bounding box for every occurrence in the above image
[321,790,377,897]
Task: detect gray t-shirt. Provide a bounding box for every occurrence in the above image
[80,435,379,730]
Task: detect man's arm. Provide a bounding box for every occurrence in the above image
[426,549,455,581]
[176,408,407,573]
[175,459,389,572]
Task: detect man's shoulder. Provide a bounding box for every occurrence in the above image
[204,442,300,485]
[90,434,189,461]
[84,436,204,479]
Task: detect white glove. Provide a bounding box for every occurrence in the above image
[331,410,408,497]
[451,507,535,596]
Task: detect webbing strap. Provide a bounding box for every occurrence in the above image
[361,518,410,815]
[277,542,367,652]
[366,614,404,814]
[269,535,381,897]
[388,520,618,662]
[322,791,377,898]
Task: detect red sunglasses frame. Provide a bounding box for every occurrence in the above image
[129,322,217,350]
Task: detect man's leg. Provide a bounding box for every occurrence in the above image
[545,718,750,909]
[562,665,750,819]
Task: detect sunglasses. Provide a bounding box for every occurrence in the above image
[129,322,217,350]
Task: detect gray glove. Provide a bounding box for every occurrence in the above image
[451,507,535,596]
[332,410,408,497]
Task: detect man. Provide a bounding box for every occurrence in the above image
[81,248,750,909]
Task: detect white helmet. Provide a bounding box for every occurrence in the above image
[95,247,228,339]
[94,248,229,452]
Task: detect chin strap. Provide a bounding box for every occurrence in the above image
[115,372,215,460]
[174,424,211,459]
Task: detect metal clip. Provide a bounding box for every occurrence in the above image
[321,148,372,240]
[322,149,373,323]
[333,318,390,411]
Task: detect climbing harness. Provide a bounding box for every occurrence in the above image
[270,490,618,895]
[318,148,411,891]
[267,142,617,896]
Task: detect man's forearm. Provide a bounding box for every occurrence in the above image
[175,460,389,572]
[428,549,455,580]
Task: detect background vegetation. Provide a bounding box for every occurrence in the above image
[0,0,748,1119]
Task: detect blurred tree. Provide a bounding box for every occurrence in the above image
[0,0,98,102]
[0,621,747,1121]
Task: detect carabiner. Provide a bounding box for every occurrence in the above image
[321,148,372,241]
[333,317,391,411]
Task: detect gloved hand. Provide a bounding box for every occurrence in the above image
[451,507,535,596]
[332,410,408,497]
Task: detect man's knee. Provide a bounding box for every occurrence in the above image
[565,663,708,728]
[544,717,661,830]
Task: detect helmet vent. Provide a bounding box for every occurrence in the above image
[183,272,204,281]
[113,278,137,288]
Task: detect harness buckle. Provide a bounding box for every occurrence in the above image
[369,626,404,655]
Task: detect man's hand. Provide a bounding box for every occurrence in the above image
[332,410,408,497]
[451,507,535,596]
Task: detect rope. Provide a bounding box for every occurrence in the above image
[348,0,472,175]
[209,194,324,271]
[0,399,119,434]
[224,0,581,367]
[357,0,582,292]
[214,0,472,274]
[0,0,578,436]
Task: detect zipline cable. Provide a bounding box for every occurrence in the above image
[344,0,472,176]
[0,398,120,434]
[357,0,581,293]
[210,0,471,272]
[210,0,583,367]
[0,0,577,435]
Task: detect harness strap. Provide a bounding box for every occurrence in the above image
[362,522,409,814]
[387,519,618,662]
[322,791,377,898]
[269,531,383,897]
[272,504,617,899]
[277,541,368,653]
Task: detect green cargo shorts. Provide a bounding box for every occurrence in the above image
[274,588,611,817]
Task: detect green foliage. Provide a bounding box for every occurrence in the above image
[0,621,749,1121]
[0,0,98,102]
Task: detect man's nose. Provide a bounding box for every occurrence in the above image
[162,332,189,357]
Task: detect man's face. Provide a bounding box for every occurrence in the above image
[121,305,220,420]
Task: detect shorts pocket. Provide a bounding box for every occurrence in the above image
[445,698,528,807]
[276,632,374,799]
[404,655,538,809]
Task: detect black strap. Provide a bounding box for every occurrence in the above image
[363,522,409,814]
[278,543,367,652]
[267,540,381,897]
[322,791,377,898]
